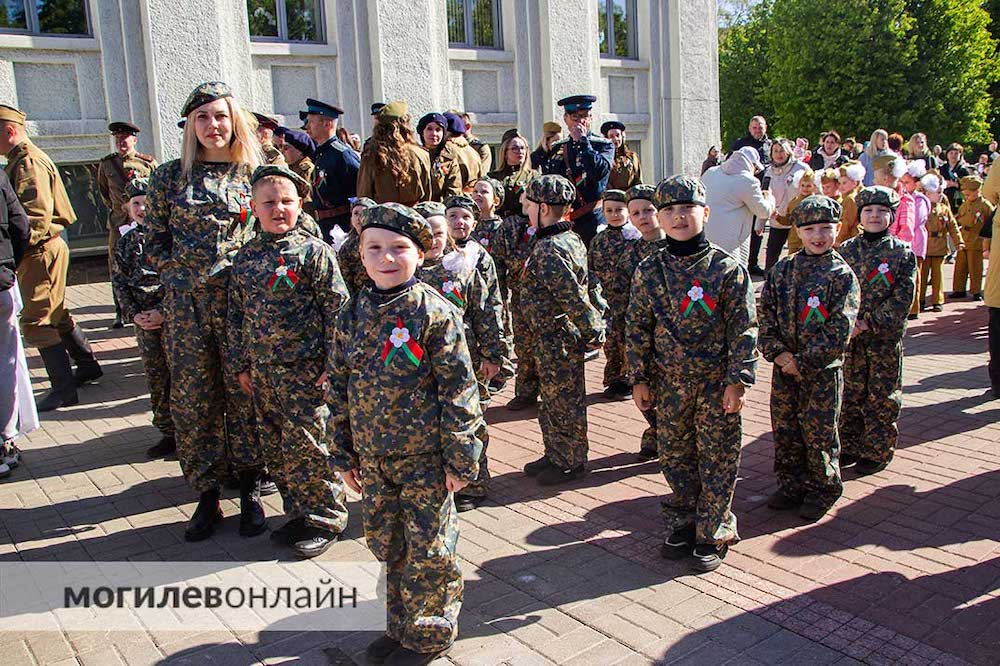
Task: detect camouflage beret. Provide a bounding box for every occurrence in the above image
[362,203,434,252]
[414,201,446,219]
[856,186,900,214]
[124,178,149,200]
[791,195,842,227]
[525,175,575,205]
[626,184,656,204]
[181,81,233,118]
[250,164,310,199]
[960,175,983,190]
[350,197,377,210]
[444,194,478,215]
[602,189,627,203]
[654,175,707,209]
[473,177,505,206]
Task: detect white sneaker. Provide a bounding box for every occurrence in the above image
[0,462,10,479]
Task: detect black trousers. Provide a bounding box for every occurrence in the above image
[989,307,1000,391]
[766,228,791,271]
[748,228,763,269]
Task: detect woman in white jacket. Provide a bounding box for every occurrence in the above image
[702,146,776,268]
[762,138,808,270]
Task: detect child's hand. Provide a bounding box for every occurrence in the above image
[445,472,469,493]
[237,371,254,397]
[774,351,794,368]
[722,384,746,414]
[341,468,362,494]
[781,358,801,377]
[958,244,966,251]
[315,372,328,388]
[481,361,500,381]
[633,383,653,411]
[984,250,990,261]
[144,309,164,328]
[852,319,869,338]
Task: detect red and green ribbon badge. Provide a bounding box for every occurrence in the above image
[866,259,894,287]
[573,172,586,188]
[381,317,423,368]
[522,225,536,245]
[679,279,716,317]
[234,190,252,225]
[433,162,446,179]
[800,292,829,324]
[441,279,465,307]
[266,256,299,291]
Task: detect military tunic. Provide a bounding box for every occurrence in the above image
[327,279,483,653]
[447,137,484,189]
[520,222,605,468]
[836,189,861,246]
[261,142,285,166]
[492,214,539,401]
[758,250,859,508]
[627,243,757,545]
[838,233,917,464]
[111,222,172,437]
[228,225,349,533]
[608,147,642,192]
[589,224,640,386]
[422,144,463,203]
[539,134,614,246]
[357,143,433,205]
[144,159,260,492]
[288,156,315,208]
[469,137,492,174]
[97,150,157,279]
[954,196,994,295]
[488,165,537,219]
[336,230,370,297]
[922,199,962,306]
[311,137,360,240]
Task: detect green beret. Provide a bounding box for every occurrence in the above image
[959,175,983,190]
[856,186,900,216]
[124,178,149,200]
[602,189,627,203]
[251,164,310,199]
[526,175,575,205]
[444,194,478,215]
[378,100,408,123]
[654,175,707,209]
[791,195,843,227]
[414,201,446,219]
[362,203,434,252]
[474,177,505,207]
[181,81,233,118]
[625,184,656,204]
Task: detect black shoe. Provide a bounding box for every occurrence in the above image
[972,293,984,301]
[950,291,967,299]
[184,489,222,542]
[636,446,658,462]
[602,381,631,400]
[238,471,268,537]
[536,464,586,486]
[907,313,918,321]
[366,635,402,664]
[146,436,176,459]
[523,456,552,476]
[384,646,450,666]
[36,343,79,412]
[223,470,241,490]
[584,349,600,362]
[506,395,537,411]
[839,453,859,468]
[661,524,695,560]
[292,525,340,558]
[854,458,889,476]
[61,326,103,386]
[749,266,765,277]
[112,315,124,329]
[259,470,279,496]
[454,494,484,512]
[488,377,507,394]
[932,304,944,312]
[270,516,307,546]
[767,491,802,510]
[691,543,728,573]
[798,500,830,522]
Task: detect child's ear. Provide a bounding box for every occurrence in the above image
[250,199,258,215]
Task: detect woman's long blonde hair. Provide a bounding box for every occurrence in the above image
[495,133,534,179]
[865,129,888,160]
[180,95,262,178]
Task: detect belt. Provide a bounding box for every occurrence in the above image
[28,234,63,253]
[930,232,943,238]
[315,205,351,220]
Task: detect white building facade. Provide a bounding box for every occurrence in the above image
[0,0,719,251]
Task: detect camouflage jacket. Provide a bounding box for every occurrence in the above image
[519,221,605,347]
[589,224,640,317]
[838,233,917,343]
[488,166,537,219]
[228,224,348,372]
[627,244,758,387]
[336,230,370,297]
[621,236,669,285]
[472,216,504,256]
[110,224,163,321]
[97,150,157,230]
[327,279,484,479]
[144,160,255,288]
[758,250,860,375]
[491,214,536,307]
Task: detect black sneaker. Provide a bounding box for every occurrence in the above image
[931,304,943,312]
[146,436,176,459]
[749,266,765,277]
[366,635,402,664]
[259,471,279,496]
[767,491,802,510]
[454,494,484,512]
[536,464,586,486]
[112,315,124,329]
[584,349,600,362]
[798,500,831,522]
[839,453,859,468]
[661,524,695,560]
[907,313,919,321]
[270,516,307,546]
[523,456,552,476]
[691,543,728,573]
[635,446,658,462]
[506,395,538,411]
[292,525,339,558]
[488,377,507,394]
[854,458,889,476]
[602,381,631,400]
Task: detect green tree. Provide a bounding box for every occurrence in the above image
[982,0,1000,139]
[718,1,774,148]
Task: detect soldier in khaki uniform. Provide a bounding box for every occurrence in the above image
[444,113,484,189]
[601,121,642,191]
[96,121,157,327]
[952,175,994,300]
[357,101,432,205]
[251,112,286,166]
[0,105,102,411]
[918,173,963,311]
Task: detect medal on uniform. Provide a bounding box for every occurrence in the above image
[679,279,716,317]
[441,279,465,307]
[267,256,299,291]
[800,292,828,324]
[381,317,423,368]
[234,190,252,225]
[866,260,894,287]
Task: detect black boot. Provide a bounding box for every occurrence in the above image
[36,343,79,412]
[184,488,222,542]
[60,326,103,386]
[238,470,268,537]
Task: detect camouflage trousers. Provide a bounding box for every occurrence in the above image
[602,312,627,386]
[458,355,490,498]
[770,368,844,508]
[840,337,903,464]
[359,453,462,653]
[537,332,588,469]
[164,283,260,492]
[511,301,538,400]
[640,407,658,454]
[135,326,173,437]
[656,372,741,545]
[251,358,348,533]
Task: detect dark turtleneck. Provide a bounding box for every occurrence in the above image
[372,276,418,297]
[666,230,710,257]
[536,220,573,239]
[862,227,890,243]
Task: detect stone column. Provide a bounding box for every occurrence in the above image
[536,0,603,128]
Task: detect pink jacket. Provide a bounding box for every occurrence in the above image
[890,186,915,244]
[910,191,929,258]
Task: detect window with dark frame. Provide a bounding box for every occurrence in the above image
[0,1,90,36]
[447,0,502,50]
[597,0,637,59]
[248,0,325,44]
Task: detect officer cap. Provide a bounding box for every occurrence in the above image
[181,81,232,118]
[281,128,316,157]
[378,101,408,121]
[414,201,446,219]
[542,121,562,134]
[0,104,26,125]
[303,98,344,119]
[362,203,434,252]
[526,175,575,205]
[416,112,447,135]
[443,112,467,135]
[370,102,386,116]
[473,177,505,206]
[626,184,656,204]
[856,186,900,218]
[654,175,707,209]
[960,175,983,190]
[557,95,597,113]
[445,194,478,216]
[251,164,311,199]
[108,121,140,136]
[350,197,377,210]
[602,189,627,203]
[252,112,279,131]
[600,121,625,136]
[791,195,842,227]
[124,177,149,200]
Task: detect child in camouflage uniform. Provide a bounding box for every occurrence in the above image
[328,203,483,665]
[952,175,995,300]
[336,196,375,297]
[110,178,175,460]
[520,175,605,485]
[918,173,963,312]
[838,186,917,476]
[627,175,757,572]
[759,195,860,521]
[228,165,350,558]
[589,189,641,399]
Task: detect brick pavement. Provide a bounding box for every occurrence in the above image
[1,264,998,666]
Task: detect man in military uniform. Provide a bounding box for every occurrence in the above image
[520,175,605,485]
[601,121,642,191]
[0,105,103,411]
[952,175,994,300]
[97,121,158,328]
[301,98,360,242]
[539,95,614,247]
[252,112,285,165]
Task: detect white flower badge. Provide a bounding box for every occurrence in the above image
[687,284,704,302]
[878,262,889,274]
[622,223,641,241]
[389,325,410,348]
[807,295,820,309]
